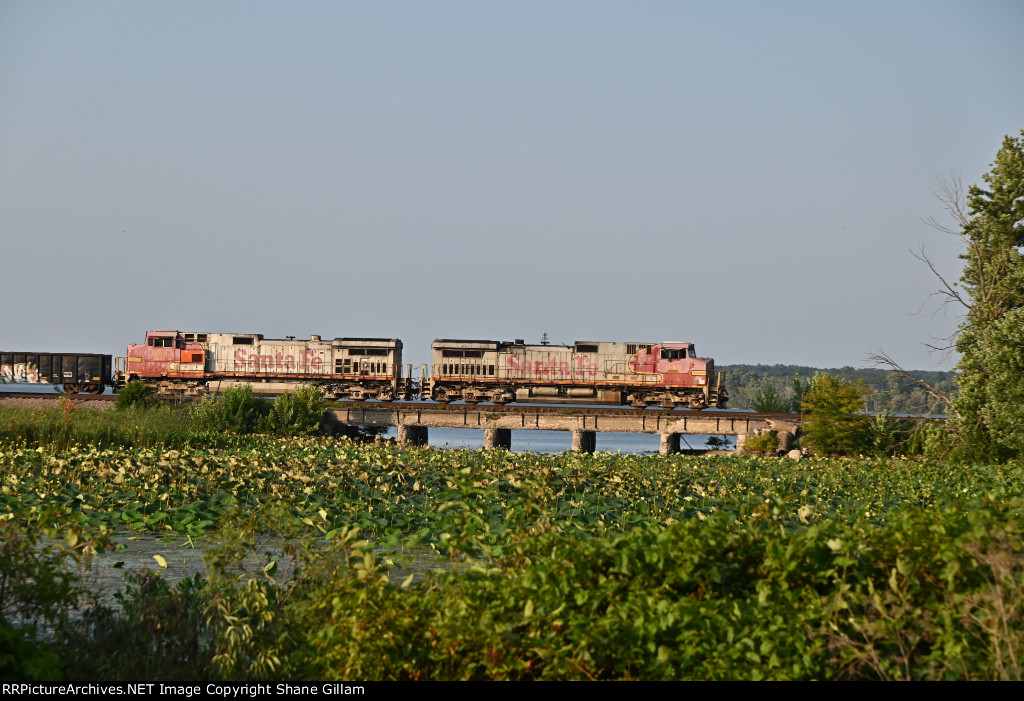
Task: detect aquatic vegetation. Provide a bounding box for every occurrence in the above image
[2,437,1022,680]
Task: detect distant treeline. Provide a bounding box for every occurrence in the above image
[718,364,956,416]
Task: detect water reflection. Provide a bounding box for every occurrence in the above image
[79,533,459,599]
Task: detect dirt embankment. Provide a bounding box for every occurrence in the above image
[0,396,114,412]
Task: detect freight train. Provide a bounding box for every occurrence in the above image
[2,330,728,409]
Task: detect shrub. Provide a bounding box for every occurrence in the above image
[115,381,156,410]
[743,432,779,455]
[192,385,326,437]
[258,385,326,436]
[191,385,271,434]
[801,373,871,455]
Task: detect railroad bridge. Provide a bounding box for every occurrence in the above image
[325,403,801,455]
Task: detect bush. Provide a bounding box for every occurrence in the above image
[115,381,155,410]
[801,373,871,455]
[743,432,779,455]
[191,385,271,434]
[192,385,326,437]
[258,385,326,436]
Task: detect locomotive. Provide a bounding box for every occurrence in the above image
[117,330,408,400]
[428,338,726,409]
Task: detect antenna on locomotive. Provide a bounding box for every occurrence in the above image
[541,332,549,345]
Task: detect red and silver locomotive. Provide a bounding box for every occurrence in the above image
[118,330,407,400]
[427,338,727,409]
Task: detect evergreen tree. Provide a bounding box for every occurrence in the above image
[801,373,870,455]
[949,132,1024,460]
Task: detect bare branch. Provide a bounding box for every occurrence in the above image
[867,349,960,419]
[922,170,970,234]
[910,245,970,311]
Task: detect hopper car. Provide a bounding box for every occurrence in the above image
[1,352,112,394]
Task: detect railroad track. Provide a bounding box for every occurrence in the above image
[0,391,116,401]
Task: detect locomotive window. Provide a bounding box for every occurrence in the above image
[442,350,462,358]
[689,348,696,358]
[366,349,387,356]
[575,344,598,354]
[464,350,483,358]
[233,337,254,345]
[147,338,154,347]
[662,349,685,360]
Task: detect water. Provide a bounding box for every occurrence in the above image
[386,426,734,454]
[73,533,462,602]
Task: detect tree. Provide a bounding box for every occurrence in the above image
[946,132,1024,460]
[800,373,870,455]
[873,131,1024,461]
[752,385,789,413]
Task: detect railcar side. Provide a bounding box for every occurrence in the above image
[117,330,407,399]
[426,338,727,409]
[1,351,112,394]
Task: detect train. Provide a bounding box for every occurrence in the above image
[2,330,728,409]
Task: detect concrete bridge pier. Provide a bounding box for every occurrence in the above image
[397,425,429,447]
[572,430,596,453]
[483,428,512,450]
[660,433,681,456]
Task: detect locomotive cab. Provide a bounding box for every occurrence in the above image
[121,330,206,391]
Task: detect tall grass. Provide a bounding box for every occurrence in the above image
[0,403,214,451]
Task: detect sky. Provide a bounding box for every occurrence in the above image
[2,0,1022,372]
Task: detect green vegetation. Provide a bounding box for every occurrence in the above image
[114,380,155,410]
[0,401,203,451]
[800,373,871,456]
[1,433,1023,680]
[191,384,326,437]
[0,385,327,452]
[722,364,955,416]
[742,432,779,455]
[945,131,1024,462]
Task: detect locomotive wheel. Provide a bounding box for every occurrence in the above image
[63,384,80,394]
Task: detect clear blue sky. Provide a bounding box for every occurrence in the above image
[2,1,1021,371]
